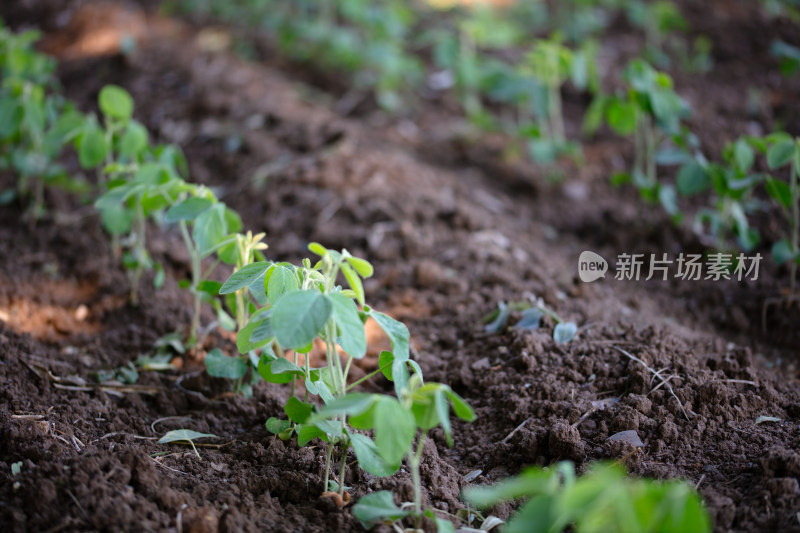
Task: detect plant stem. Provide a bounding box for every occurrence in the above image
[789,154,800,295]
[338,443,347,498]
[129,202,147,305]
[645,116,657,190]
[179,221,201,347]
[291,351,298,399]
[345,361,394,392]
[323,443,333,492]
[549,82,565,144]
[409,434,426,528]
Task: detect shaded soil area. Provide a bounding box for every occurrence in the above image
[1,2,800,532]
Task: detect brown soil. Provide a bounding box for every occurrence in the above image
[1,2,800,532]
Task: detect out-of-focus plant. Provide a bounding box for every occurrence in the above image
[586,59,690,218]
[0,23,89,218]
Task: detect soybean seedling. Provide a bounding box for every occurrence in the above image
[762,133,800,292]
[588,59,690,217]
[0,23,88,218]
[91,85,194,303]
[685,137,764,252]
[464,461,710,533]
[484,298,578,344]
[165,188,244,348]
[521,37,577,163]
[200,229,266,397]
[625,0,688,68]
[326,375,476,531]
[219,242,418,498]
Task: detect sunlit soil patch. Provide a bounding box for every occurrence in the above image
[0,278,124,341]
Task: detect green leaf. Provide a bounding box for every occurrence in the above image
[733,139,754,172]
[98,205,133,235]
[99,85,134,121]
[606,99,637,136]
[267,265,298,304]
[329,292,367,359]
[308,242,329,256]
[272,290,332,350]
[284,396,313,423]
[165,196,214,222]
[772,239,795,266]
[345,255,374,278]
[78,126,108,169]
[374,398,416,465]
[258,357,305,384]
[266,417,291,435]
[349,433,400,477]
[445,389,476,422]
[340,262,365,306]
[765,177,792,208]
[676,161,710,196]
[193,203,227,257]
[297,424,328,446]
[435,389,453,445]
[369,310,410,361]
[236,308,273,353]
[158,429,218,444]
[0,98,22,138]
[133,163,166,185]
[378,351,395,381]
[205,348,248,379]
[119,121,148,159]
[313,393,377,420]
[352,491,409,529]
[220,262,271,294]
[767,139,796,169]
[431,513,456,533]
[248,312,275,344]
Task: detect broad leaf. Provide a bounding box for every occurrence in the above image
[284,396,313,424]
[329,292,367,358]
[78,126,108,169]
[676,161,710,196]
[220,262,271,294]
[349,432,400,477]
[352,491,409,529]
[370,310,409,361]
[374,398,416,465]
[767,139,796,169]
[205,348,247,379]
[272,290,332,350]
[267,265,298,304]
[99,85,133,121]
[765,177,792,209]
[193,203,227,257]
[166,196,214,222]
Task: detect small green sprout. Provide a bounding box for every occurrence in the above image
[158,429,219,459]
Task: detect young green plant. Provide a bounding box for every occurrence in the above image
[326,375,476,531]
[587,59,690,217]
[0,24,88,217]
[763,133,800,292]
[464,461,711,533]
